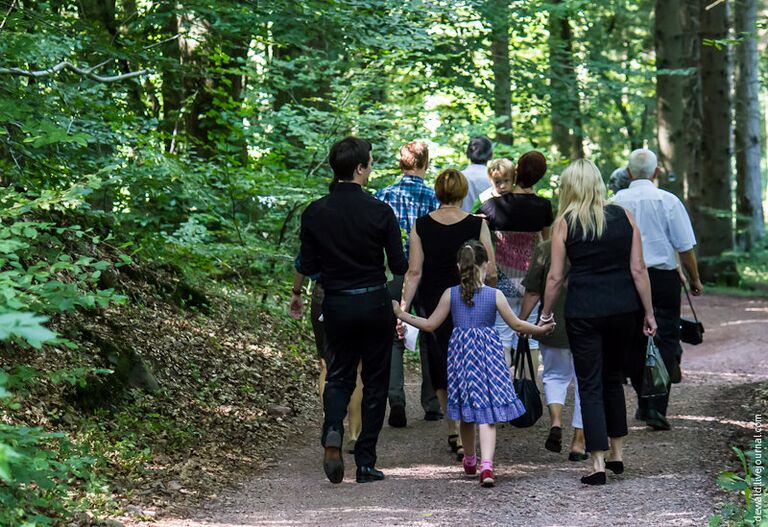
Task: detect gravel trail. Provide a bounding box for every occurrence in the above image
[137,294,768,527]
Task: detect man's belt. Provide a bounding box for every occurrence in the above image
[325,284,387,296]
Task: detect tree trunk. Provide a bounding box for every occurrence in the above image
[486,0,513,146]
[179,10,249,161]
[655,0,686,196]
[548,0,583,160]
[734,0,765,249]
[691,0,735,281]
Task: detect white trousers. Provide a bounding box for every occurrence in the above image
[540,345,583,429]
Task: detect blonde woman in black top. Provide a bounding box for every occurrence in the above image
[540,159,657,486]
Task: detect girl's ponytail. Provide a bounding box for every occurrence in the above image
[458,245,479,306]
[457,240,489,306]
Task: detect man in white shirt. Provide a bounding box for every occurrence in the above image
[460,136,493,212]
[613,148,703,431]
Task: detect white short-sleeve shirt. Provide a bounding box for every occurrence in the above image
[461,163,491,212]
[612,179,697,270]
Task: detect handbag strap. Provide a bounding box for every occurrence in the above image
[680,277,700,323]
[514,338,536,380]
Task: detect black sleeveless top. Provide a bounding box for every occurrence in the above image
[416,214,483,310]
[564,204,640,318]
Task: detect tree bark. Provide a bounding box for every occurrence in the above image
[486,0,513,146]
[655,0,687,196]
[734,0,765,248]
[548,0,583,160]
[690,0,735,279]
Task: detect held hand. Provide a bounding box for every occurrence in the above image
[643,312,657,337]
[537,321,556,337]
[690,279,704,296]
[396,319,406,340]
[289,293,303,319]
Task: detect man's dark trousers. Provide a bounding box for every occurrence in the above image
[630,269,682,418]
[322,288,393,468]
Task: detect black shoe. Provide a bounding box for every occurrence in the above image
[323,430,344,484]
[388,405,407,428]
[356,466,385,483]
[605,461,624,474]
[580,472,606,485]
[646,410,671,431]
[568,452,589,462]
[545,426,563,453]
[424,411,444,421]
[635,407,648,421]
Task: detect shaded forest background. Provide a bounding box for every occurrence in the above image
[0,0,766,525]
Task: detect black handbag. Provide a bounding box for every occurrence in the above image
[680,280,704,345]
[641,336,670,398]
[509,337,543,428]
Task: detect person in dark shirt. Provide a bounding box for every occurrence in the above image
[296,137,407,485]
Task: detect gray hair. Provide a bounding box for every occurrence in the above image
[608,167,631,194]
[628,148,658,180]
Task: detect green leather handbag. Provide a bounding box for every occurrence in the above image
[641,336,670,398]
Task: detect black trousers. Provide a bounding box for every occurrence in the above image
[629,269,682,417]
[566,312,641,452]
[321,288,393,468]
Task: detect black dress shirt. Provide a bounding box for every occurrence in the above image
[298,183,408,291]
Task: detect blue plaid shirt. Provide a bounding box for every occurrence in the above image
[375,175,439,258]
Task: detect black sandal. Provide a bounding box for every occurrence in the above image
[447,434,459,453]
[455,445,464,462]
[545,426,562,453]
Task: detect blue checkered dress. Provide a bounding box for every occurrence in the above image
[446,285,525,424]
[375,175,438,258]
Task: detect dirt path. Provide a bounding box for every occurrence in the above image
[136,295,767,527]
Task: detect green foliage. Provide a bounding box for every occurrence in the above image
[709,444,766,527]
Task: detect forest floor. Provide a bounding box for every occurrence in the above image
[126,294,768,527]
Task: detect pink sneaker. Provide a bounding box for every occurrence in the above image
[480,468,496,487]
[462,457,477,475]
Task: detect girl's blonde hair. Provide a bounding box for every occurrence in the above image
[558,158,607,241]
[457,240,488,306]
[487,158,516,184]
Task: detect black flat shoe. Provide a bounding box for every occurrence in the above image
[568,452,589,462]
[323,430,344,484]
[356,466,385,483]
[545,426,562,453]
[580,472,606,485]
[448,434,459,452]
[605,461,624,474]
[456,445,464,462]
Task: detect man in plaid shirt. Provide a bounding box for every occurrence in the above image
[375,141,441,427]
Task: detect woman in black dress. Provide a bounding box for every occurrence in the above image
[400,169,496,459]
[540,158,656,485]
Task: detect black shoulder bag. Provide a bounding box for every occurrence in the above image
[680,280,704,345]
[509,337,543,428]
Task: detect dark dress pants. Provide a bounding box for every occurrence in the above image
[630,269,682,417]
[566,312,641,452]
[321,288,393,468]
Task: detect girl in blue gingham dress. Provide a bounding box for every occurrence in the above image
[393,240,554,486]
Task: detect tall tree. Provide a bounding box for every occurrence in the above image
[485,0,513,145]
[655,0,687,196]
[734,0,765,248]
[690,0,734,279]
[548,0,584,160]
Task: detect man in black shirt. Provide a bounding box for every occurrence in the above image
[297,137,408,484]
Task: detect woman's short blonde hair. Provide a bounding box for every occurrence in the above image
[487,158,516,183]
[435,168,468,204]
[558,158,607,240]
